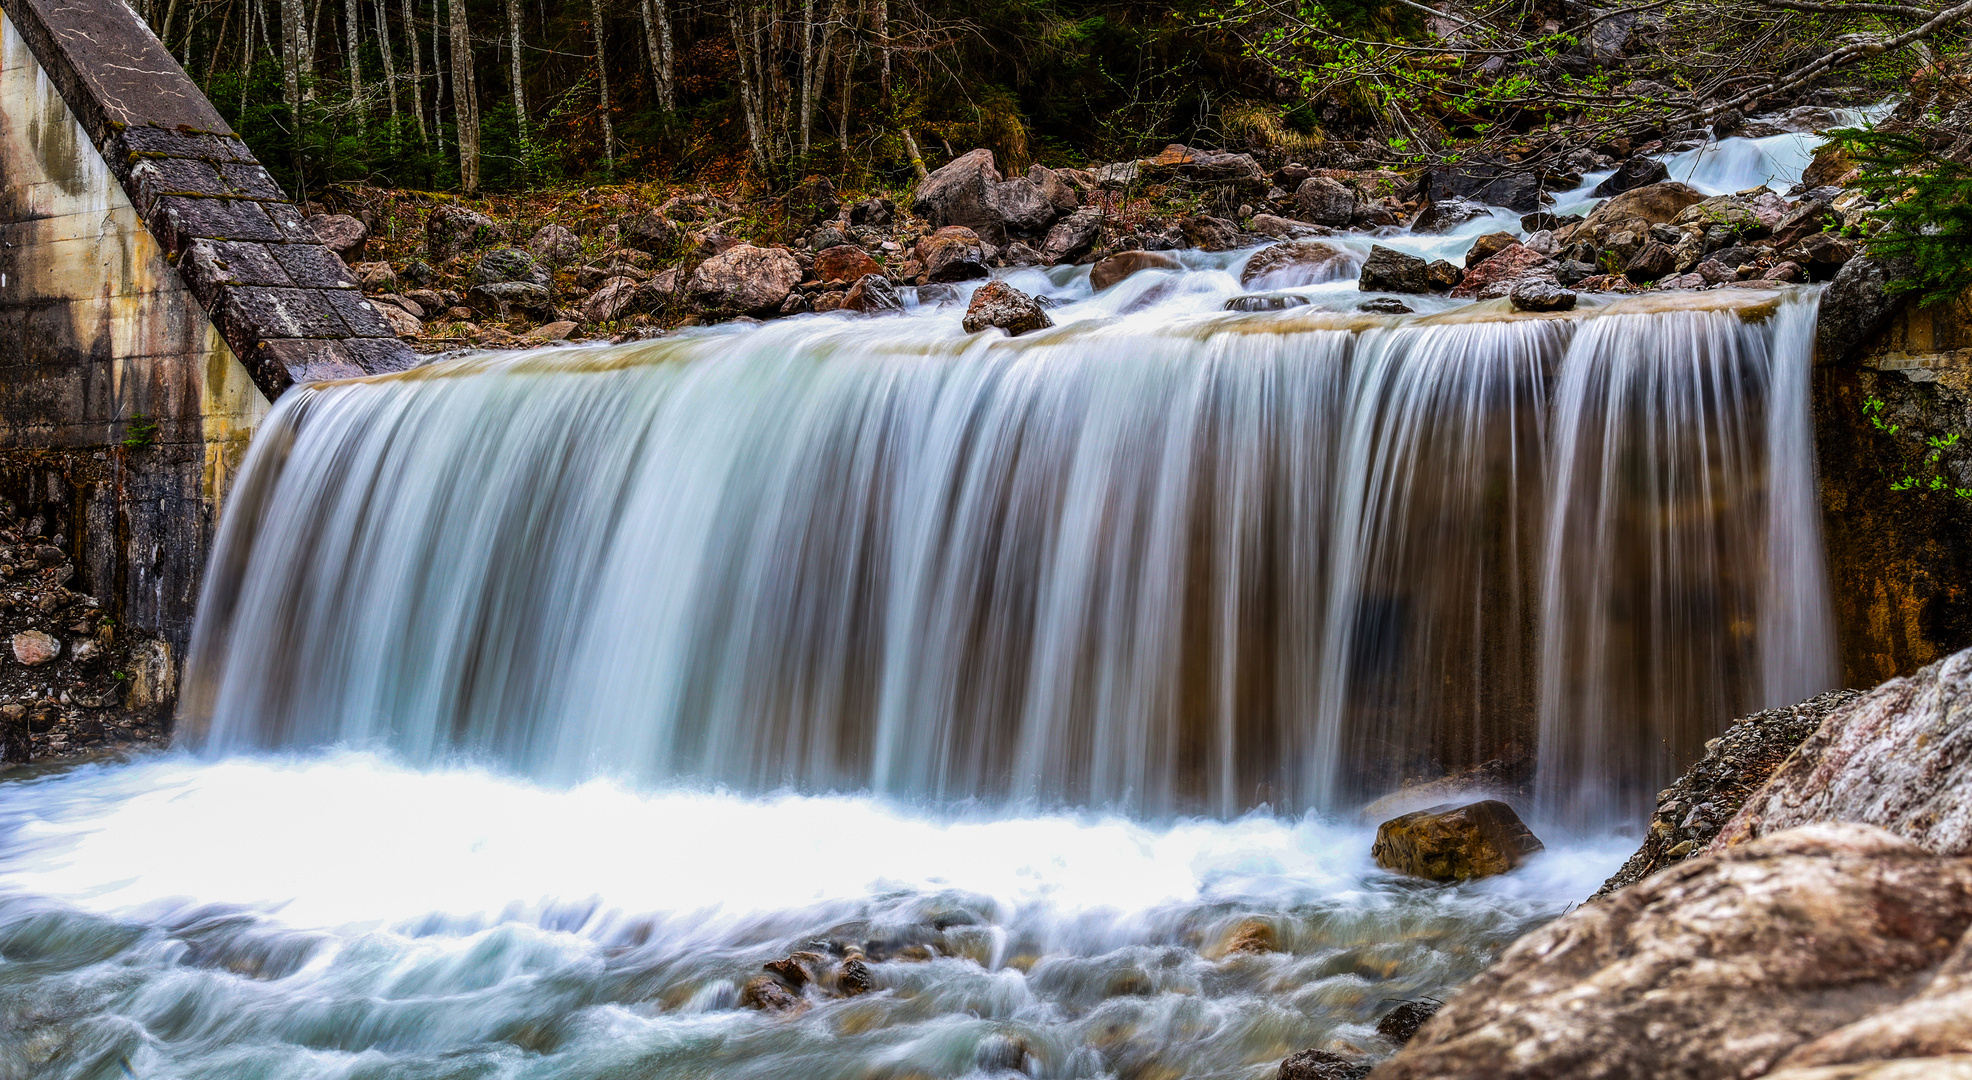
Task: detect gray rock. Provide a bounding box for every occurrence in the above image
[528,224,581,263]
[1623,239,1679,283]
[1250,213,1333,240]
[1509,280,1577,311]
[1225,292,1312,312]
[475,248,550,288]
[1420,164,1546,213]
[467,281,552,318]
[1295,176,1358,226]
[427,205,507,261]
[1242,240,1350,287]
[1039,208,1102,263]
[1179,214,1241,251]
[308,213,368,257]
[842,274,903,313]
[962,281,1053,336]
[686,244,804,315]
[1359,245,1432,293]
[1592,156,1670,197]
[1359,297,1414,314]
[1817,254,1913,362]
[985,176,1059,233]
[581,276,644,323]
[915,227,991,283]
[1412,198,1491,234]
[911,148,1005,241]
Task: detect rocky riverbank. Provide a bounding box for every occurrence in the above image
[300,118,1879,353]
[1363,648,1972,1080]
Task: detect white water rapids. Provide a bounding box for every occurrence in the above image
[0,127,1854,1078]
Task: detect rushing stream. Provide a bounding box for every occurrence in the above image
[0,125,1858,1078]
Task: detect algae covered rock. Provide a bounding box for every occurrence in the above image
[1371,800,1543,881]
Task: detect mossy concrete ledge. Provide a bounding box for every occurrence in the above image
[1,0,411,737]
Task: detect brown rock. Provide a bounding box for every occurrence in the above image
[350,261,396,290]
[1281,1049,1372,1080]
[528,224,581,264]
[739,975,800,1012]
[522,320,578,343]
[686,245,804,315]
[1241,240,1350,287]
[1425,260,1464,291]
[1582,181,1707,232]
[1624,239,1679,283]
[582,277,644,323]
[1090,250,1182,291]
[1802,145,1859,189]
[1251,213,1334,240]
[962,281,1053,336]
[1371,800,1543,881]
[814,244,883,284]
[915,227,991,283]
[1464,231,1520,268]
[0,701,25,763]
[11,630,59,667]
[1179,214,1241,251]
[1295,176,1358,227]
[370,300,422,337]
[1372,824,1972,1080]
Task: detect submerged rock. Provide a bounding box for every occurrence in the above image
[1376,999,1442,1046]
[1279,1049,1373,1080]
[739,975,800,1012]
[1371,800,1544,881]
[1242,240,1350,287]
[1226,292,1312,312]
[1374,824,1972,1080]
[1359,297,1414,314]
[1509,280,1576,312]
[1411,198,1490,234]
[1592,156,1670,197]
[962,282,1053,336]
[1090,250,1181,291]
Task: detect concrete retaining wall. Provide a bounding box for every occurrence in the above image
[0,0,411,735]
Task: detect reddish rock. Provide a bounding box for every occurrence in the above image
[11,630,59,667]
[814,244,883,284]
[962,281,1053,336]
[914,227,990,283]
[1450,244,1558,300]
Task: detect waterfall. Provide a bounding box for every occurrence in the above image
[183,284,1836,827]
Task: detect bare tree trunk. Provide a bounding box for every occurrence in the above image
[638,0,674,112]
[729,5,768,173]
[402,0,426,143]
[590,0,614,168]
[303,0,319,86]
[798,0,814,156]
[374,0,400,129]
[160,0,183,60]
[506,0,528,159]
[448,0,477,192]
[344,0,364,126]
[876,0,889,105]
[432,0,444,159]
[240,0,257,116]
[901,128,928,182]
[836,29,853,154]
[205,0,236,81]
[279,0,304,125]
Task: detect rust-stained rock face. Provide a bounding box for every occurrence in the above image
[1370,800,1544,881]
[1815,283,1972,685]
[1369,824,1972,1080]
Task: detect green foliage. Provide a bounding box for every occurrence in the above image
[121,414,156,450]
[1830,127,1972,308]
[1863,396,1972,498]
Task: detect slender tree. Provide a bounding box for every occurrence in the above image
[590,0,614,168]
[507,0,529,160]
[448,0,478,192]
[343,0,364,126]
[637,0,674,112]
[374,0,400,131]
[403,0,426,144]
[279,0,304,127]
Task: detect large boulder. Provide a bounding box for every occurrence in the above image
[1090,250,1181,291]
[1410,198,1491,234]
[1716,648,1972,856]
[912,148,1004,236]
[1591,156,1670,197]
[1817,253,1915,363]
[915,226,991,283]
[961,281,1053,336]
[466,281,551,319]
[1371,800,1544,881]
[1582,181,1707,232]
[1027,164,1079,214]
[617,213,680,254]
[986,176,1059,233]
[1242,240,1352,287]
[1420,163,1546,213]
[1359,245,1431,293]
[1295,176,1358,227]
[841,274,903,314]
[1371,824,1972,1080]
[1509,280,1576,312]
[686,244,803,315]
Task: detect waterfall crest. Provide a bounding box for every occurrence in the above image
[184,290,1835,826]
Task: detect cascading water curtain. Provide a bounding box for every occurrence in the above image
[185,295,1836,824]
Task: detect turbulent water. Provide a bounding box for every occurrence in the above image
[0,128,1855,1079]
[0,753,1629,1080]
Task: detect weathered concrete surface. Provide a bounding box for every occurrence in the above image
[0,0,412,738]
[1816,285,1972,686]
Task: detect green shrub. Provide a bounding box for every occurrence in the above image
[1830,127,1972,307]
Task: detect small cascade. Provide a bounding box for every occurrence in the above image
[184,280,1836,827]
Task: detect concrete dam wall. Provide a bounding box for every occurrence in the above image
[0,0,411,746]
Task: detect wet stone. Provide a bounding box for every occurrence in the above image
[1279,1049,1374,1080]
[1376,999,1443,1045]
[1372,800,1545,882]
